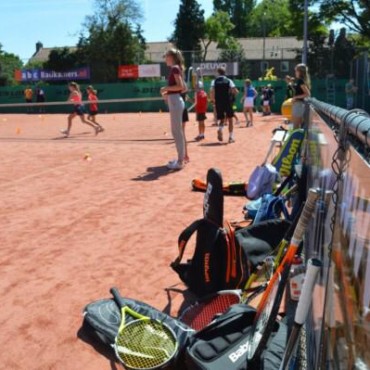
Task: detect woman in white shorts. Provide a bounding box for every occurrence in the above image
[242,79,257,127]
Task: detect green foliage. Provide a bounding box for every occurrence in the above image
[43,48,78,71]
[249,0,294,37]
[0,43,23,86]
[219,40,250,77]
[319,0,370,37]
[76,0,146,82]
[172,0,205,68]
[201,11,235,61]
[213,0,255,37]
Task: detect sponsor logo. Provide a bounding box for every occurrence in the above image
[280,138,301,176]
[204,253,211,283]
[228,341,249,363]
[203,183,213,218]
[145,324,170,340]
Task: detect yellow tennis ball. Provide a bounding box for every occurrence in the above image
[281,98,293,120]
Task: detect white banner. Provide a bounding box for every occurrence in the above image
[138,64,161,78]
[192,62,239,76]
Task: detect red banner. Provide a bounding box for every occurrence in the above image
[118,65,139,79]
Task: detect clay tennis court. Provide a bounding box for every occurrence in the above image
[0,111,282,370]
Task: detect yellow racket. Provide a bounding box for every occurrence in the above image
[110,287,178,369]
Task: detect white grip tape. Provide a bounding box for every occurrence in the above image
[295,258,322,325]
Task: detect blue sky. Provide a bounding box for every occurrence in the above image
[0,0,214,62]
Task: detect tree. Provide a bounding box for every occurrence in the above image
[333,28,356,78]
[200,11,235,61]
[43,48,78,71]
[0,44,23,86]
[318,0,370,38]
[76,0,146,82]
[249,0,294,37]
[213,0,255,37]
[172,0,205,68]
[219,39,250,78]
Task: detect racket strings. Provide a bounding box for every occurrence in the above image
[116,320,176,369]
[180,294,240,330]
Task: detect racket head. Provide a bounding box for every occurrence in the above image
[179,291,241,331]
[114,318,178,370]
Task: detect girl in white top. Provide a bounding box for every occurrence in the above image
[242,79,257,127]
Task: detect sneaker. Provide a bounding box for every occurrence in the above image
[60,129,69,137]
[217,128,223,142]
[167,160,184,170]
[228,137,235,144]
[167,159,177,165]
[195,135,205,141]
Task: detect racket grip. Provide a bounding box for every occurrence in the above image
[110,287,126,309]
[291,189,320,244]
[295,258,322,325]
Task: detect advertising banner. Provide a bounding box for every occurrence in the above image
[15,67,90,82]
[192,62,239,76]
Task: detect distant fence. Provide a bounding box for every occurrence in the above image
[0,79,350,114]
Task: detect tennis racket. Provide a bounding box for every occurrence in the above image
[179,202,303,331]
[110,287,178,370]
[179,283,268,331]
[278,258,322,370]
[244,201,305,292]
[246,188,327,363]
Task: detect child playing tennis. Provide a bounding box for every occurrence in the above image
[86,86,104,133]
[60,82,101,137]
[242,79,257,127]
[194,81,208,141]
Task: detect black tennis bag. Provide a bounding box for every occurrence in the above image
[81,297,195,368]
[171,168,249,297]
[185,305,288,370]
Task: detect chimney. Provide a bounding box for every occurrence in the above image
[36,41,43,53]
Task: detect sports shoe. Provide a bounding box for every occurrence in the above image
[228,137,235,144]
[195,135,205,141]
[167,160,184,170]
[217,128,223,142]
[60,129,69,137]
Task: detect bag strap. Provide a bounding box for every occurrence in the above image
[171,219,204,267]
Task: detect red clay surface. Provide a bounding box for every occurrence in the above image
[0,111,286,370]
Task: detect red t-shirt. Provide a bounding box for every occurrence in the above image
[167,65,183,94]
[196,90,208,114]
[88,92,98,112]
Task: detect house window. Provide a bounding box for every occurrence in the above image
[281,61,289,73]
[260,61,269,72]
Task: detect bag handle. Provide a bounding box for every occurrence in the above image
[171,219,204,267]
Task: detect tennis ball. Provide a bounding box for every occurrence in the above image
[83,153,91,161]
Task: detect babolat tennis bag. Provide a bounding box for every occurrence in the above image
[185,304,288,370]
[171,168,249,297]
[81,296,194,368]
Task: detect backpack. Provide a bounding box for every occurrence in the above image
[172,168,248,297]
[185,304,288,370]
[171,219,249,297]
[81,297,194,370]
[247,163,278,200]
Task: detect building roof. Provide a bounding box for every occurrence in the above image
[29,37,302,64]
[29,46,77,64]
[144,37,302,62]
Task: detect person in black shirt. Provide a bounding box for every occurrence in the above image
[210,67,238,143]
[262,84,274,116]
[292,64,311,129]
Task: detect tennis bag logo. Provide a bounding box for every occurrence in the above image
[272,129,304,177]
[228,340,249,363]
[203,183,213,219]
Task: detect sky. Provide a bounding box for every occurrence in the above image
[0,0,214,62]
